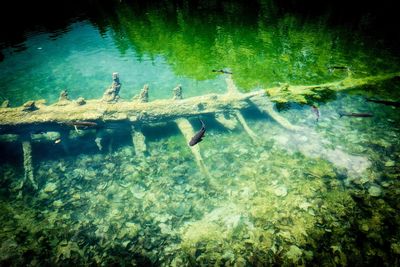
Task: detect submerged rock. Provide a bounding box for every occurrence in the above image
[286,245,303,263]
[368,185,382,197]
[273,185,288,197]
[385,160,395,167]
[43,182,57,193]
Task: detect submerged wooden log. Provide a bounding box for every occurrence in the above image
[0,72,398,129]
[0,91,263,127]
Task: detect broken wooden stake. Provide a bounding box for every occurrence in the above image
[131,126,147,157]
[22,140,37,190]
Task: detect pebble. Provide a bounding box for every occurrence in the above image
[385,160,395,167]
[368,185,382,197]
[273,185,288,197]
[43,182,57,193]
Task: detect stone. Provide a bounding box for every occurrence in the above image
[385,160,395,167]
[43,182,57,193]
[273,185,288,197]
[368,185,382,197]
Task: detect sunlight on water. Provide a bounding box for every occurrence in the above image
[0,1,400,266]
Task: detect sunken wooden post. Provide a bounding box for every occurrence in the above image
[22,140,37,190]
[131,125,147,157]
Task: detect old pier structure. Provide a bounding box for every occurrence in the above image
[1,71,399,190]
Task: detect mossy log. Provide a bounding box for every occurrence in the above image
[266,72,400,103]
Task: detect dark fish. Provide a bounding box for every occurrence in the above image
[366,98,400,107]
[338,112,373,118]
[311,105,320,122]
[212,69,233,75]
[189,119,206,146]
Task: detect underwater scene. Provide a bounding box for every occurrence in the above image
[1,0,400,266]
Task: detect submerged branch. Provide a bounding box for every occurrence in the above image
[265,72,400,104]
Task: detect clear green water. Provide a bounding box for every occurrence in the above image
[1,1,400,266]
